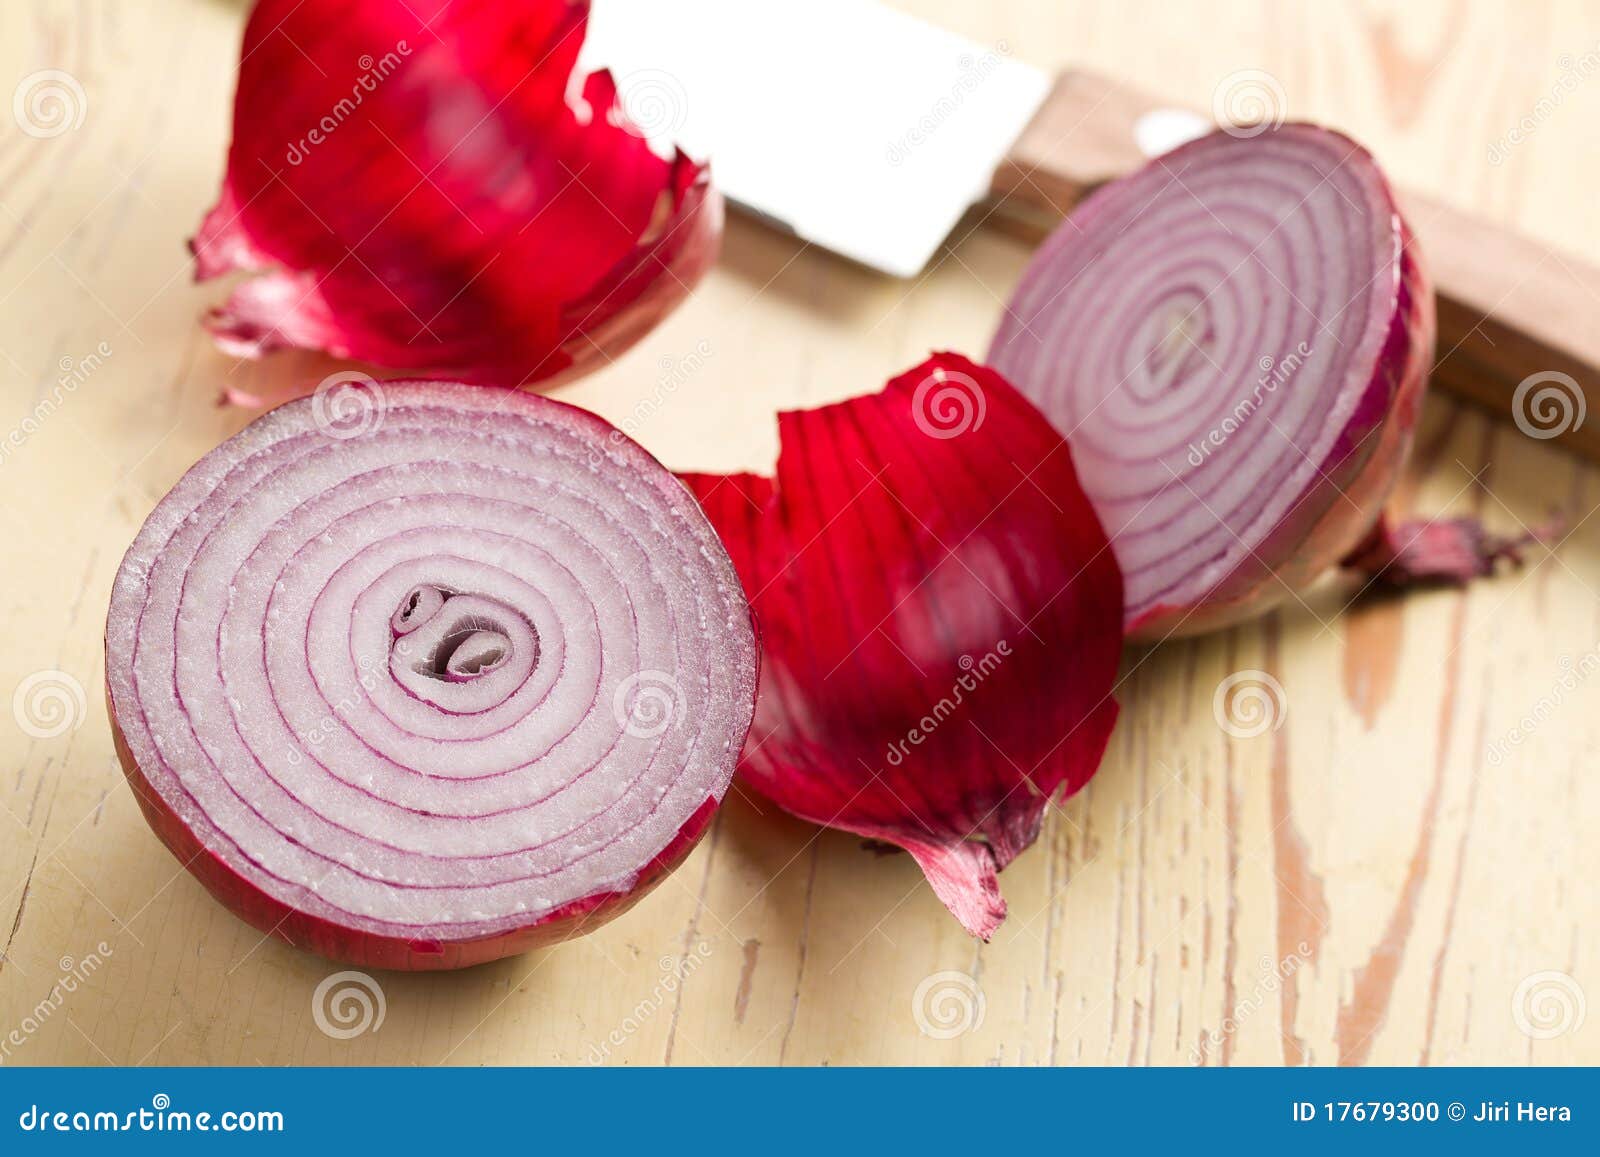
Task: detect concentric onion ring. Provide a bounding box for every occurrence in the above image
[105,382,757,970]
[990,124,1434,640]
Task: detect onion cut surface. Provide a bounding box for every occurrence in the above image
[193,0,720,387]
[683,355,1123,939]
[990,124,1436,641]
[106,382,757,970]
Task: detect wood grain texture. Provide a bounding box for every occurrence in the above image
[1,0,1596,1067]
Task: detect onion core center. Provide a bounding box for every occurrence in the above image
[1140,292,1214,395]
[389,589,539,712]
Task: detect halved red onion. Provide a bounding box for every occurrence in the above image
[990,124,1436,641]
[683,355,1123,939]
[193,0,719,387]
[105,382,757,970]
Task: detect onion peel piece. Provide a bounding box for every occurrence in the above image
[192,0,720,387]
[683,354,1123,939]
[1341,512,1562,587]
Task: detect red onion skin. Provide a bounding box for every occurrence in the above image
[111,704,719,971]
[193,0,720,388]
[1342,512,1561,586]
[106,383,757,971]
[1131,219,1435,640]
[683,355,1123,939]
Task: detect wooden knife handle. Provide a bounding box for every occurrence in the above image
[987,70,1600,461]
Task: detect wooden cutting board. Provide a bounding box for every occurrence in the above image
[0,0,1596,1066]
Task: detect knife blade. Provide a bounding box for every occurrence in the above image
[580,0,1049,276]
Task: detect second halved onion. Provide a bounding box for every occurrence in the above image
[990,124,1435,641]
[105,381,757,970]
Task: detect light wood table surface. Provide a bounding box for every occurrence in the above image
[2,0,1598,1066]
